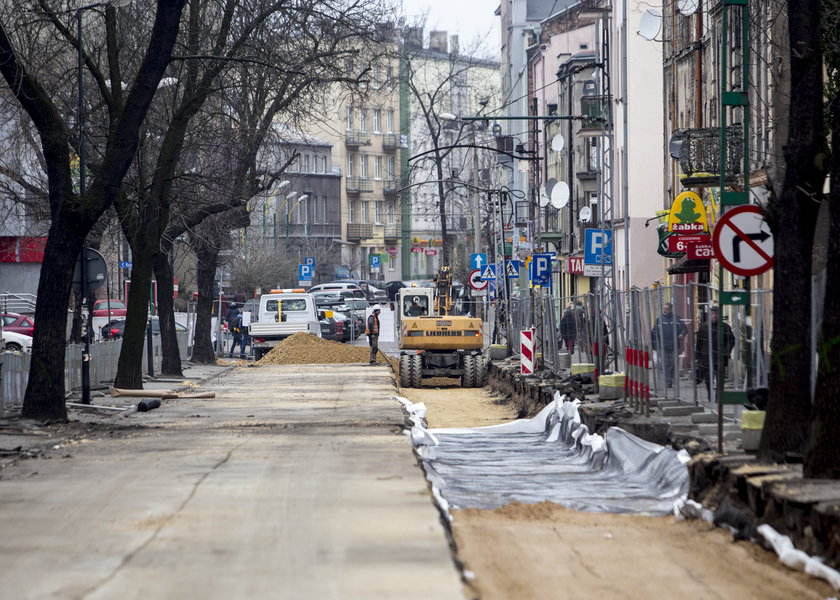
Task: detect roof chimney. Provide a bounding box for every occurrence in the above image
[429,30,448,53]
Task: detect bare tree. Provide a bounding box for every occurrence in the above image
[0,0,187,421]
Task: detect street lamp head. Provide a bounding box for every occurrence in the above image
[276,179,291,192]
[296,195,309,203]
[439,112,458,122]
[285,191,298,201]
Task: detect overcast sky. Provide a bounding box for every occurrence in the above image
[399,0,501,55]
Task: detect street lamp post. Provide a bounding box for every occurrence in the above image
[76,0,134,405]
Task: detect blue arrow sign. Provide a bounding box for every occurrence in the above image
[505,260,520,279]
[298,264,313,280]
[480,264,497,281]
[470,253,487,270]
[119,261,132,269]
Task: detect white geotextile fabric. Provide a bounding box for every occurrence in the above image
[399,392,690,516]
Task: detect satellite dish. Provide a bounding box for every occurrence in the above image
[545,177,557,197]
[550,182,570,209]
[678,0,699,16]
[638,9,662,41]
[578,206,592,222]
[550,134,565,153]
[539,187,550,207]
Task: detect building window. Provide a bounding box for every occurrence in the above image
[587,138,599,171]
[387,156,396,178]
[386,66,394,88]
[388,254,396,272]
[387,201,395,224]
[347,153,355,177]
[346,106,353,130]
[386,109,394,133]
[375,201,383,224]
[348,199,356,223]
[303,154,310,173]
[373,109,382,132]
[361,201,369,223]
[360,109,368,132]
[360,154,369,178]
[374,156,382,179]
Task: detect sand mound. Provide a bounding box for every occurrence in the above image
[257,332,375,365]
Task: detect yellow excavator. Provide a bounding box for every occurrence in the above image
[397,266,487,388]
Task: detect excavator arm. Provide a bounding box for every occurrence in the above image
[434,266,453,316]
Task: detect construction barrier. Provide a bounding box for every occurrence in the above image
[520,328,535,375]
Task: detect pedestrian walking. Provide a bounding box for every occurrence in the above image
[366,304,382,365]
[559,304,578,353]
[229,307,247,358]
[651,302,688,388]
[695,306,735,397]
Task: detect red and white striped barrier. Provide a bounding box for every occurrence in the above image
[520,328,535,375]
[625,346,651,414]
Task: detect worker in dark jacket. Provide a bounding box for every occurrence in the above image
[366,304,382,365]
[695,306,735,397]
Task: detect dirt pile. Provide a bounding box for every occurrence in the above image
[257,333,376,365]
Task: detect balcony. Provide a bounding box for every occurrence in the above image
[674,124,743,187]
[579,94,612,136]
[382,178,400,196]
[382,133,400,150]
[346,223,374,240]
[346,177,373,194]
[345,130,372,147]
[383,224,401,240]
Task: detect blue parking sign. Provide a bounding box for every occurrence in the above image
[530,254,552,286]
[298,264,313,280]
[584,229,613,265]
[304,256,316,266]
[369,254,381,268]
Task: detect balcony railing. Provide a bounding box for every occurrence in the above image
[382,178,400,196]
[346,223,374,240]
[579,94,612,134]
[346,177,373,193]
[383,224,401,239]
[382,133,400,149]
[345,130,372,146]
[674,124,743,187]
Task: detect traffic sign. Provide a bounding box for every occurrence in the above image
[119,261,132,269]
[480,264,497,281]
[712,205,773,276]
[530,253,552,286]
[584,229,613,265]
[298,264,314,280]
[304,256,316,266]
[72,247,107,295]
[468,269,488,290]
[369,254,381,268]
[505,260,520,279]
[469,253,487,270]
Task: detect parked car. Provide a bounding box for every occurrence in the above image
[334,308,364,340]
[319,314,341,341]
[1,312,35,336]
[1,330,33,352]
[308,282,364,295]
[91,299,127,318]
[101,317,187,340]
[383,280,406,301]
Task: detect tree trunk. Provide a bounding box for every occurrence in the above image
[154,248,183,376]
[759,0,825,461]
[113,247,155,389]
[191,241,220,364]
[804,90,840,478]
[20,214,87,421]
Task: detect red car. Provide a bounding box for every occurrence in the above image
[92,299,127,318]
[2,312,35,336]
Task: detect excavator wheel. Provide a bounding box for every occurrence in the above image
[474,355,488,387]
[399,354,412,387]
[461,354,476,388]
[409,354,424,387]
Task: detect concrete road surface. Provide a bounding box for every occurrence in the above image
[0,364,462,600]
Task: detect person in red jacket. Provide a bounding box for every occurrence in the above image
[366,305,381,365]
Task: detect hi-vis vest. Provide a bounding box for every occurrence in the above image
[366,313,380,335]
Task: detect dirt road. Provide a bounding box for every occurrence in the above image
[400,382,836,600]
